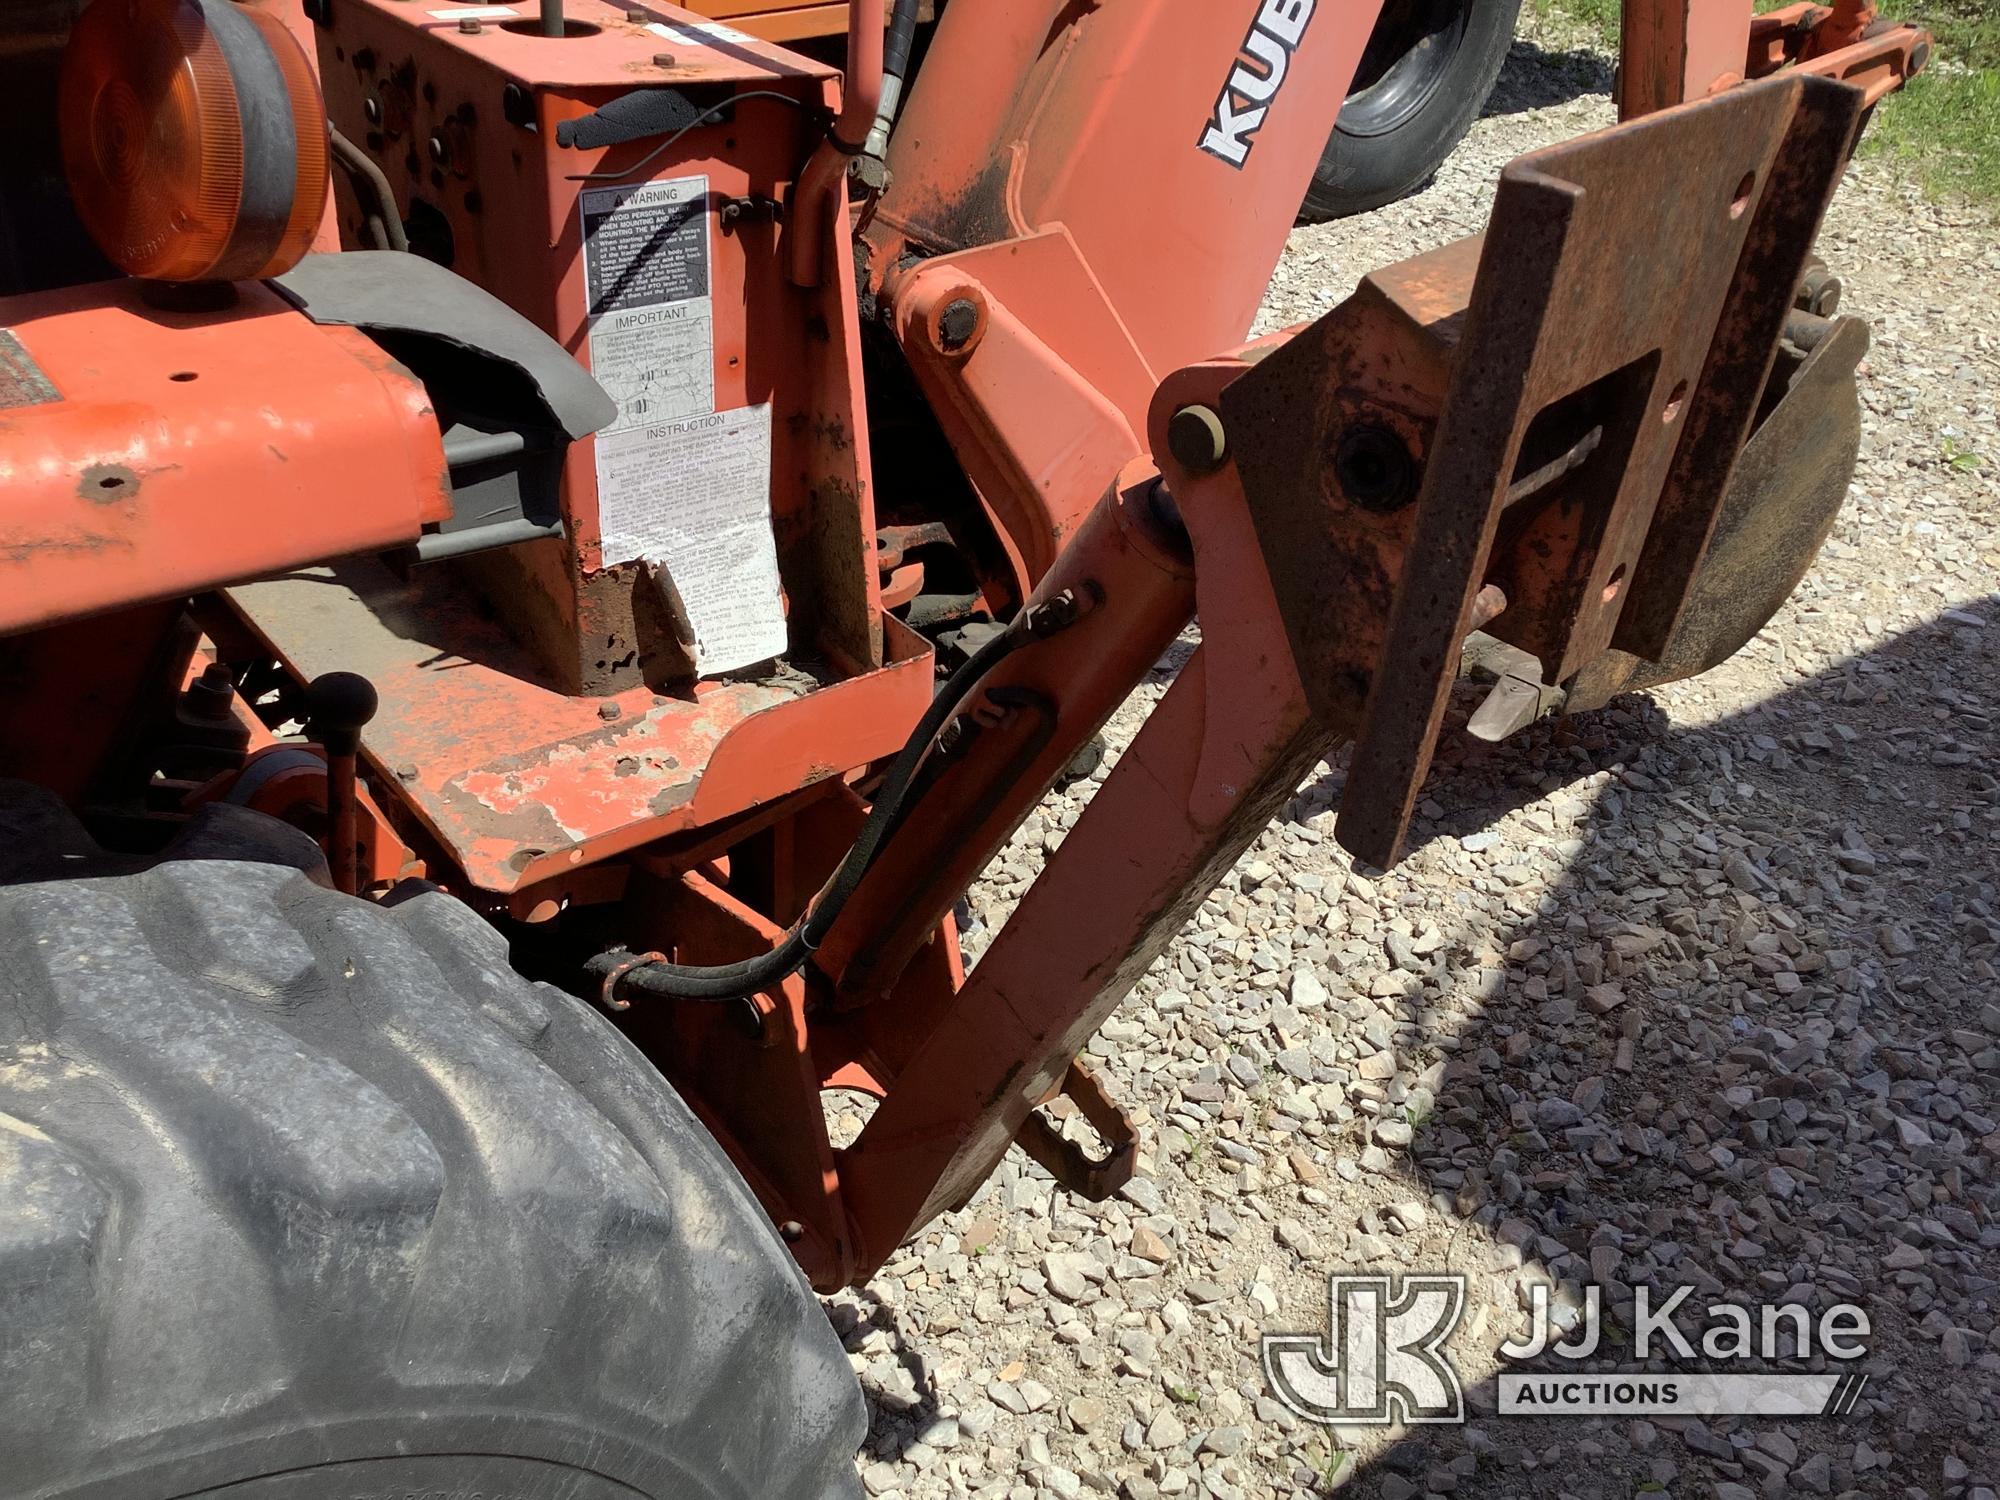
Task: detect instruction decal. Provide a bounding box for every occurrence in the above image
[597,405,786,675]
[582,175,784,673]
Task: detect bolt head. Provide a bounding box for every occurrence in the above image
[457,16,482,32]
[363,95,383,126]
[1166,404,1228,476]
[598,701,623,721]
[427,134,449,166]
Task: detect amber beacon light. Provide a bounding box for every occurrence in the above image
[59,0,328,282]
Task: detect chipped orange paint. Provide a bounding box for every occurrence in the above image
[229,565,936,893]
[0,278,446,635]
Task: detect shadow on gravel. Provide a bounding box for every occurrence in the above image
[1481,38,1615,118]
[1326,593,1998,1494]
[838,596,1996,1496]
[836,1290,949,1462]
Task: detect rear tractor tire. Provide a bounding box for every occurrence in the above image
[0,781,864,1499]
[1301,0,1524,221]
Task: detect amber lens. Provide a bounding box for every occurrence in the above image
[242,5,329,275]
[61,0,243,279]
[60,0,328,281]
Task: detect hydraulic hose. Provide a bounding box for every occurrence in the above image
[862,0,923,161]
[884,0,920,81]
[589,620,1034,1004]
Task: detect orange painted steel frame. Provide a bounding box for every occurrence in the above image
[846,0,1923,620]
[0,277,449,638]
[487,0,1860,1288]
[0,0,1907,1298]
[787,67,1863,1285]
[230,0,1879,1292]
[0,272,449,824]
[1618,0,1928,117]
[207,0,1402,1289]
[312,5,884,693]
[861,0,1389,610]
[694,0,903,45]
[261,0,938,939]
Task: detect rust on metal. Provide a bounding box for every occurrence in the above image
[1570,312,1869,710]
[1220,237,1469,738]
[0,0,1917,1303]
[1615,77,1863,659]
[0,279,446,637]
[1013,1060,1140,1202]
[77,463,139,502]
[228,561,935,893]
[1225,74,1863,871]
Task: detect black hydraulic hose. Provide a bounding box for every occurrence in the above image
[589,621,1032,1004]
[861,0,924,160]
[884,0,921,81]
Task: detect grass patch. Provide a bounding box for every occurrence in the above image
[1860,0,2000,211]
[1529,0,1999,211]
[1531,0,1618,45]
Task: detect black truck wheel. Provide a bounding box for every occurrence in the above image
[1301,0,1524,221]
[0,781,864,1500]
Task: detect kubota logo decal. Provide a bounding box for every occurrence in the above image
[1201,0,1317,168]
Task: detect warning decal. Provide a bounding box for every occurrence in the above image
[581,175,714,428]
[647,18,756,46]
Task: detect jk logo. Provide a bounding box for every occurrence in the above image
[1263,1274,1467,1425]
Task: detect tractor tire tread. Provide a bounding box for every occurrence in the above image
[0,780,864,1500]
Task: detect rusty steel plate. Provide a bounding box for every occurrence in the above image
[1228,72,1862,870]
[229,562,932,894]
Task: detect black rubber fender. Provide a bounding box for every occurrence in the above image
[0,781,865,1500]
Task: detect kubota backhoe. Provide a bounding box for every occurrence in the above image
[0,0,1927,1494]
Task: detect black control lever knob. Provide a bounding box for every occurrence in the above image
[304,672,379,757]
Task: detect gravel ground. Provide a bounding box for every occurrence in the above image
[838,21,2000,1499]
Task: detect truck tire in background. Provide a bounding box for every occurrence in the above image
[1301,0,1526,221]
[0,782,864,1500]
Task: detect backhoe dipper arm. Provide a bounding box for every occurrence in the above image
[756,73,1864,1282]
[822,371,1345,1265]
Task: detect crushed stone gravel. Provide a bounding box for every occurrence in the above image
[838,20,2000,1499]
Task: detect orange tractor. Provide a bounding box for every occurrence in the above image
[0,0,1926,1493]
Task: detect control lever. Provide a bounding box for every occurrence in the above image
[305,673,379,895]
